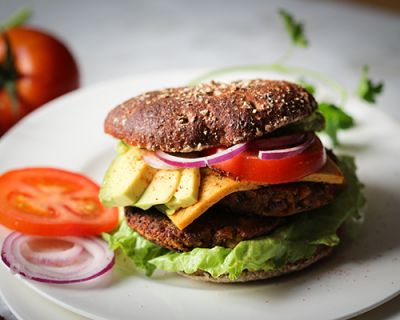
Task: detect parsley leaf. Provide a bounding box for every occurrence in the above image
[318,102,354,146]
[279,9,308,48]
[357,65,384,104]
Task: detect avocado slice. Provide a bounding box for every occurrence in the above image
[163,168,200,215]
[115,140,130,154]
[99,147,156,207]
[134,170,182,210]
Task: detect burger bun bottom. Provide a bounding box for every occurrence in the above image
[178,245,333,283]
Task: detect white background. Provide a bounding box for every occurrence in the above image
[0,0,399,319]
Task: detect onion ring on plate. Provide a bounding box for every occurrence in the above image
[1,232,115,284]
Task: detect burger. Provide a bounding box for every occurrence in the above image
[100,79,364,283]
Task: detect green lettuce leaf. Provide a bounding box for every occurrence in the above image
[102,219,168,276]
[104,156,364,280]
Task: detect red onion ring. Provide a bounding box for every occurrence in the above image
[258,133,315,160]
[152,133,315,168]
[155,142,249,168]
[141,150,179,169]
[21,238,84,266]
[250,133,306,150]
[1,232,115,284]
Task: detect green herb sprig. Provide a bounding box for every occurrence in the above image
[189,9,384,146]
[357,65,384,104]
[279,9,308,48]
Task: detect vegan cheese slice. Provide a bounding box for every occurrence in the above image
[169,157,344,230]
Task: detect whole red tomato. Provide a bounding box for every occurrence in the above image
[0,27,80,136]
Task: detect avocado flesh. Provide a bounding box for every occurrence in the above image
[99,147,156,208]
[101,142,201,212]
[135,170,182,210]
[115,140,130,154]
[163,168,200,215]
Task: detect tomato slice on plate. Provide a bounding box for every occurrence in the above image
[0,168,118,236]
[208,134,326,183]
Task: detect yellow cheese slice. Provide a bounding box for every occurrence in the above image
[169,157,344,230]
[169,170,260,230]
[301,157,344,184]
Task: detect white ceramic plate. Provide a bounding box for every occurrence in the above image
[0,70,399,320]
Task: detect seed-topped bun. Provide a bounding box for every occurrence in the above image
[105,80,317,152]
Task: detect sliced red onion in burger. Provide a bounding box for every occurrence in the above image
[251,133,306,150]
[1,232,115,284]
[141,150,179,169]
[153,133,316,168]
[258,133,315,160]
[155,142,249,168]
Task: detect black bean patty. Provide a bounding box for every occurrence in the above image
[125,207,285,252]
[125,182,342,252]
[217,182,342,217]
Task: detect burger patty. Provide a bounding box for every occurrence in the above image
[126,182,341,252]
[125,207,285,252]
[217,182,341,217]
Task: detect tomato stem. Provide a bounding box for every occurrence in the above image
[3,81,18,115]
[0,33,19,114]
[1,7,32,31]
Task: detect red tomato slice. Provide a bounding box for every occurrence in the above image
[0,168,118,236]
[208,134,326,183]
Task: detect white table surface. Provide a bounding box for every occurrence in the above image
[0,0,399,319]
